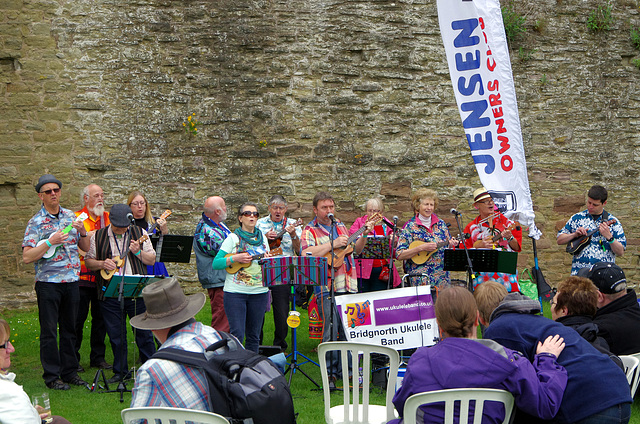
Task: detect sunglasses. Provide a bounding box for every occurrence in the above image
[0,340,9,349]
[40,188,61,195]
[241,211,260,217]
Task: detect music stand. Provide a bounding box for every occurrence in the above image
[92,273,164,401]
[151,235,193,264]
[443,249,518,288]
[354,237,391,292]
[261,255,328,387]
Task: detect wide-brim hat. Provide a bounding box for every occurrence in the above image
[473,187,492,203]
[35,174,62,192]
[110,203,133,228]
[130,277,206,330]
[578,262,626,294]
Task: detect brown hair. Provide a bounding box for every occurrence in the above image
[127,190,153,224]
[312,191,334,208]
[555,276,598,317]
[435,287,477,338]
[474,281,508,324]
[411,188,439,214]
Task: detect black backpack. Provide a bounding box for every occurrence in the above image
[152,332,296,424]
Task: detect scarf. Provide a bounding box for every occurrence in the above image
[234,227,264,246]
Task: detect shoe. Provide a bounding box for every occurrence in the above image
[106,374,123,384]
[77,364,85,373]
[90,360,112,370]
[46,379,70,391]
[64,375,89,388]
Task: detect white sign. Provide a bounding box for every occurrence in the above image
[334,286,439,350]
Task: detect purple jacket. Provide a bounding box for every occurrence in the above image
[390,337,567,424]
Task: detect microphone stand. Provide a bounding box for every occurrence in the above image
[452,212,476,292]
[110,226,133,402]
[388,217,399,289]
[327,216,339,385]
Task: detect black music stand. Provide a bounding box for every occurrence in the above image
[443,249,518,289]
[261,255,328,387]
[92,274,164,401]
[151,235,193,264]
[354,237,391,291]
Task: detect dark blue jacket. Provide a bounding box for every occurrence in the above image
[486,312,631,423]
[390,337,567,424]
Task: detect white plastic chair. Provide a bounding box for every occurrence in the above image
[629,352,640,397]
[402,388,515,424]
[619,355,640,395]
[318,341,400,424]
[121,407,230,424]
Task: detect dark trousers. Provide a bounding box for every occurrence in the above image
[100,297,156,377]
[321,292,348,378]
[75,285,108,365]
[269,284,291,351]
[35,281,80,384]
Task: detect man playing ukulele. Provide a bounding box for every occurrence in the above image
[557,185,626,275]
[84,203,157,384]
[463,187,522,292]
[256,194,302,352]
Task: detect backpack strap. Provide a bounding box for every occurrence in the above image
[152,347,229,416]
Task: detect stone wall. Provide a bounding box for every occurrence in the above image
[2,0,640,308]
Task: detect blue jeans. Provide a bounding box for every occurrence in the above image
[35,281,80,384]
[574,403,631,424]
[224,291,268,352]
[100,297,156,377]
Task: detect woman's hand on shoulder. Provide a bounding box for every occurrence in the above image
[536,334,565,357]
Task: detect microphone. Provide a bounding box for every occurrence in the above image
[327,213,336,224]
[382,217,395,228]
[450,208,461,216]
[393,216,398,227]
[127,212,135,222]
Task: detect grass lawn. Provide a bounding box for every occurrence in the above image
[2,300,640,423]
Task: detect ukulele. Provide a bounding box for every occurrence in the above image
[566,219,616,256]
[36,212,89,259]
[409,235,462,265]
[473,222,521,248]
[148,210,172,234]
[225,247,283,274]
[268,218,304,249]
[323,213,383,269]
[100,234,150,280]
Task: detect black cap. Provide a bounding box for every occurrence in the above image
[110,204,133,228]
[579,262,626,294]
[35,174,62,193]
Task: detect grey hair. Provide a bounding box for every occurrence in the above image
[365,198,384,211]
[80,185,90,207]
[268,194,287,207]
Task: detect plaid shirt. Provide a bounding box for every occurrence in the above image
[300,218,357,294]
[22,205,81,282]
[130,321,223,410]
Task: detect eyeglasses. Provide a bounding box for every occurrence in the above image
[0,340,10,349]
[241,211,260,217]
[130,201,146,207]
[40,188,60,195]
[90,193,104,199]
[270,205,286,211]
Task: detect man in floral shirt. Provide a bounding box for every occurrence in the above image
[22,174,90,390]
[557,185,626,275]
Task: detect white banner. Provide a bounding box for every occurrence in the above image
[437,0,539,237]
[334,286,439,350]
